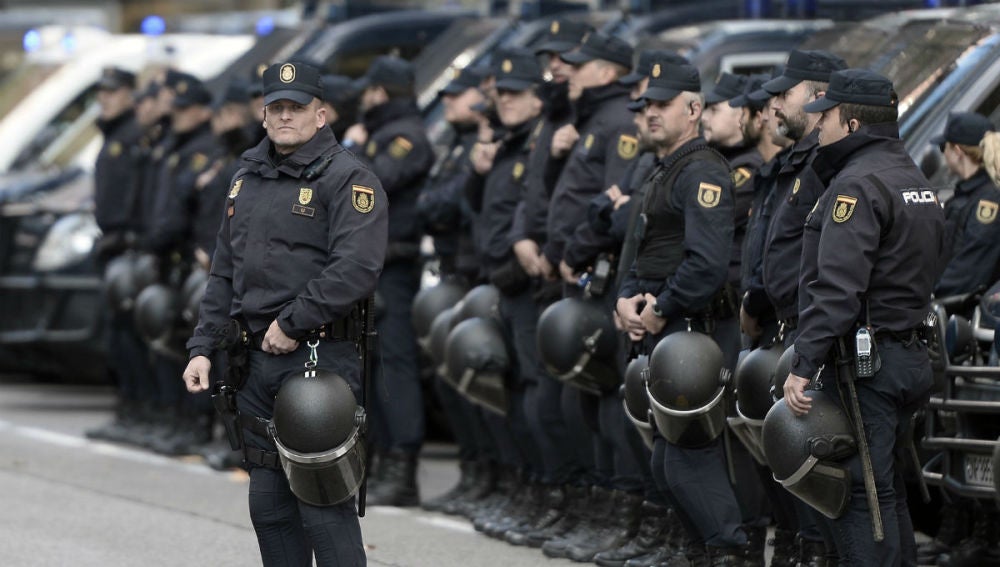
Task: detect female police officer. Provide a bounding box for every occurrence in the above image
[182,61,387,567]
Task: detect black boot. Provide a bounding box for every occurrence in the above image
[565,490,644,562]
[443,460,497,517]
[513,483,588,548]
[742,525,766,567]
[86,399,138,442]
[199,439,243,470]
[483,477,544,538]
[798,537,834,567]
[938,508,1000,567]
[366,450,419,507]
[422,459,475,512]
[469,467,517,529]
[593,501,672,567]
[541,485,616,559]
[504,484,568,546]
[917,504,970,565]
[151,411,214,456]
[768,528,797,567]
[706,544,752,566]
[135,404,180,449]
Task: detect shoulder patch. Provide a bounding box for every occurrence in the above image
[617,134,639,160]
[190,153,209,172]
[791,177,801,195]
[832,194,858,223]
[977,199,998,224]
[389,136,413,159]
[167,153,180,169]
[228,178,243,199]
[512,162,525,181]
[732,167,752,188]
[584,133,595,150]
[697,182,722,208]
[366,140,377,158]
[352,185,375,214]
[108,141,122,158]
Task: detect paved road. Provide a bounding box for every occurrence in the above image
[0,380,575,567]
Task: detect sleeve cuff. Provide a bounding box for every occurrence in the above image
[789,349,820,378]
[654,293,681,320]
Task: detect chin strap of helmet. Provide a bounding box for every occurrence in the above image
[357,295,377,518]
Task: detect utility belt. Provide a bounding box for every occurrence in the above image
[244,317,357,351]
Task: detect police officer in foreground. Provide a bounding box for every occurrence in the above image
[183,61,387,566]
[616,61,749,565]
[932,112,1000,299]
[783,69,946,566]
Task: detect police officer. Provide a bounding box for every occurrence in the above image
[183,60,386,567]
[742,50,846,346]
[344,55,435,506]
[319,74,360,142]
[86,67,152,442]
[783,69,946,566]
[931,112,1000,299]
[615,61,749,564]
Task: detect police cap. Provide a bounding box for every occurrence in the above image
[639,62,701,103]
[172,75,212,108]
[729,73,770,110]
[321,74,359,107]
[438,66,487,96]
[263,61,323,105]
[534,19,592,55]
[620,49,689,87]
[930,111,996,148]
[802,68,897,113]
[96,67,136,91]
[213,78,251,109]
[560,32,633,69]
[494,49,543,92]
[705,72,748,105]
[762,50,847,95]
[353,55,414,92]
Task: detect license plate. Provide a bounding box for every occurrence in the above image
[964,454,994,488]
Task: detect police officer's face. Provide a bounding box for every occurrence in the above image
[443,87,485,125]
[359,86,388,114]
[496,88,542,128]
[739,107,762,145]
[250,96,265,123]
[543,52,573,84]
[816,105,850,147]
[264,98,326,154]
[97,87,133,121]
[569,60,612,102]
[645,95,694,152]
[702,102,743,147]
[772,82,815,142]
[171,104,211,134]
[156,86,175,118]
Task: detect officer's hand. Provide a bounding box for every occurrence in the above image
[344,123,368,147]
[551,124,580,159]
[194,248,211,272]
[183,356,212,394]
[639,293,666,335]
[472,142,498,175]
[513,239,542,277]
[740,305,762,341]
[784,373,812,416]
[262,320,299,355]
[558,260,579,284]
[538,254,557,281]
[616,295,647,342]
[613,194,631,211]
[605,184,622,202]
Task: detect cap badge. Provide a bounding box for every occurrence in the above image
[502,59,513,74]
[652,64,661,78]
[550,21,560,34]
[280,63,296,83]
[176,81,188,94]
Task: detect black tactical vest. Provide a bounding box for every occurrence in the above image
[635,143,728,280]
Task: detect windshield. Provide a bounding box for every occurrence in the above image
[0,62,62,121]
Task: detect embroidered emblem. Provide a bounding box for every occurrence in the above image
[832,194,857,223]
[584,133,595,150]
[167,153,180,169]
[228,178,243,199]
[366,140,377,157]
[108,141,122,158]
[190,153,208,172]
[732,167,752,188]
[697,182,722,208]
[792,177,801,195]
[652,64,661,78]
[502,59,513,74]
[352,185,375,214]
[512,162,525,181]
[618,135,639,160]
[389,137,413,159]
[977,199,998,224]
[550,21,559,34]
[299,188,313,206]
[280,63,295,83]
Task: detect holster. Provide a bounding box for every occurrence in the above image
[211,320,250,451]
[489,257,531,296]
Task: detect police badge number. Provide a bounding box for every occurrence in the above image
[352,185,375,214]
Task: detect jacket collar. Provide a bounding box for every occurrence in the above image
[575,82,630,124]
[242,125,340,179]
[97,109,135,136]
[362,98,420,133]
[811,122,901,185]
[955,168,995,197]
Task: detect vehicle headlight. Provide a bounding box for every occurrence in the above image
[33,212,101,271]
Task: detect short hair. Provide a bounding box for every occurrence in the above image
[594,59,630,79]
[837,102,898,130]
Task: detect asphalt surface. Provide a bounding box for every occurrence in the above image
[0,379,576,567]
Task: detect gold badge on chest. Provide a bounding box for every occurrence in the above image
[229,178,243,199]
[299,188,313,205]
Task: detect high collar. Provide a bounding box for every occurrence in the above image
[955,168,995,197]
[97,109,135,136]
[170,121,212,151]
[502,116,539,151]
[811,122,901,185]
[574,82,630,124]
[243,125,339,179]
[362,98,420,133]
[219,126,252,156]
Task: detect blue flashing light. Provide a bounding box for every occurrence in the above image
[61,32,76,52]
[925,0,941,6]
[255,16,275,36]
[23,29,41,53]
[141,15,166,36]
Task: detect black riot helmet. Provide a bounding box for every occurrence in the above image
[133,283,179,343]
[132,253,160,292]
[180,268,208,326]
[452,284,500,326]
[270,368,365,506]
[771,346,795,401]
[412,279,468,345]
[104,254,139,312]
[444,317,510,415]
[536,297,620,394]
[646,331,730,447]
[622,355,654,450]
[735,346,784,422]
[762,390,857,519]
[429,306,458,373]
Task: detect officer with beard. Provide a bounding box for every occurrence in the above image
[344,55,435,506]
